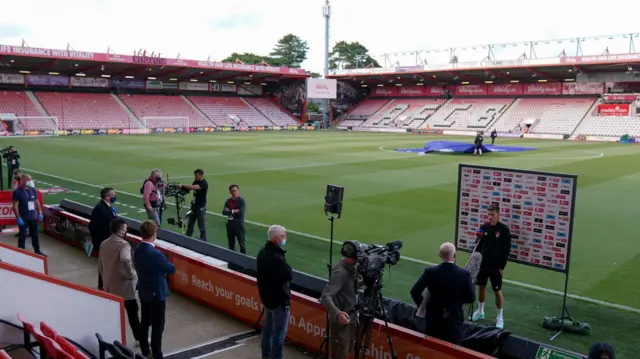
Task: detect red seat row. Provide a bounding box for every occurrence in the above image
[17,313,90,359]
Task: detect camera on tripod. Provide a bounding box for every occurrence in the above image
[165,182,190,230]
[343,240,403,286]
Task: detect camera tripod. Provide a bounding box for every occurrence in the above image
[353,276,396,359]
[315,215,336,359]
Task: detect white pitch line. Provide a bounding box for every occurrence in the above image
[97,154,414,187]
[27,166,640,315]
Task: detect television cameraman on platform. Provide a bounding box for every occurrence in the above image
[222,184,246,253]
[410,242,475,344]
[257,225,292,359]
[471,203,512,329]
[143,170,165,227]
[178,169,208,242]
[320,242,359,359]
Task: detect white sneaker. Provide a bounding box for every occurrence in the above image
[471,310,485,321]
[496,317,504,329]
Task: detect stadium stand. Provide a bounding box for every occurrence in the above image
[245,98,299,126]
[491,97,597,135]
[118,94,213,128]
[187,96,270,127]
[0,91,56,131]
[35,92,137,130]
[341,98,391,126]
[574,115,640,137]
[425,98,515,130]
[360,98,448,128]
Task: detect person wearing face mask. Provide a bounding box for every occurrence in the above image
[12,174,44,256]
[256,225,292,359]
[320,241,360,359]
[98,218,141,347]
[222,184,246,253]
[410,242,475,345]
[142,169,164,227]
[89,187,119,290]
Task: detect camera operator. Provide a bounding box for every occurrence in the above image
[410,242,475,344]
[320,242,359,359]
[3,146,20,189]
[222,184,246,253]
[178,169,208,242]
[142,169,165,226]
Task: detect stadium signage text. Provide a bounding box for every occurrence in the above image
[133,53,167,67]
[598,104,630,116]
[0,45,94,59]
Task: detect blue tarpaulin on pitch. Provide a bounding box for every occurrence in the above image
[395,140,537,154]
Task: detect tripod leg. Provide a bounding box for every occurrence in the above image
[377,291,397,359]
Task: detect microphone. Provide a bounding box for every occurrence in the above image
[385,240,403,251]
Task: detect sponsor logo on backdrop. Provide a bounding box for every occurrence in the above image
[562,82,604,95]
[488,83,523,95]
[455,84,487,96]
[456,165,574,272]
[398,86,424,97]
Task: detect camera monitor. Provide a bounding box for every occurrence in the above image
[324,184,344,217]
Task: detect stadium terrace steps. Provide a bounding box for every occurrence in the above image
[244,97,298,126]
[111,93,144,128]
[181,95,216,127]
[0,91,53,131]
[118,94,211,129]
[188,96,270,127]
[527,97,597,135]
[425,98,515,130]
[342,98,391,125]
[240,97,276,126]
[570,98,602,136]
[26,91,50,117]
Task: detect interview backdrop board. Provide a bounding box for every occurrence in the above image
[454,164,577,273]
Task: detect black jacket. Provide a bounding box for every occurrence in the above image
[256,241,292,309]
[476,222,512,270]
[410,262,475,344]
[88,200,117,249]
[222,196,246,228]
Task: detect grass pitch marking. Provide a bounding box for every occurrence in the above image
[26,166,640,315]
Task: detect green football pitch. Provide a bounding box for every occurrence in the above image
[3,131,640,357]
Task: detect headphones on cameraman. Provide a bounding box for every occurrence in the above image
[341,240,360,259]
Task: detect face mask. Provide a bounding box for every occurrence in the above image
[281,239,287,246]
[156,176,162,182]
[110,196,117,203]
[27,180,34,188]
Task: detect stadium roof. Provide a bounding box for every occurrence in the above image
[327,52,640,86]
[0,44,310,84]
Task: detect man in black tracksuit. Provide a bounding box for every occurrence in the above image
[471,203,511,329]
[490,129,498,145]
[222,184,246,254]
[473,132,484,156]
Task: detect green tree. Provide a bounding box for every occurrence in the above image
[270,34,309,68]
[221,52,281,66]
[329,41,380,70]
[307,71,322,78]
[306,101,320,113]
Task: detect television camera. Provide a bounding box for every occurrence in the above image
[0,146,20,189]
[164,182,191,231]
[342,240,402,359]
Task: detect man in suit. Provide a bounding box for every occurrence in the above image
[410,242,475,345]
[134,220,175,359]
[98,218,141,347]
[89,187,118,290]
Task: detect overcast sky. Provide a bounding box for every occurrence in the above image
[1,0,638,73]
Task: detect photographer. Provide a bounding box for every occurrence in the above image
[142,170,165,226]
[222,184,246,253]
[178,169,208,242]
[3,146,20,189]
[320,242,359,359]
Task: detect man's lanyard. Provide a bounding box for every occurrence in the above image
[229,199,236,210]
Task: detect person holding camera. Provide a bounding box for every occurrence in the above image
[178,169,208,242]
[320,242,359,359]
[222,184,246,253]
[142,169,165,227]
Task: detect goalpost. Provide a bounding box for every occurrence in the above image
[141,116,190,131]
[0,115,59,136]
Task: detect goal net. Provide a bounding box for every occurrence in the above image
[142,116,190,131]
[0,115,59,136]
